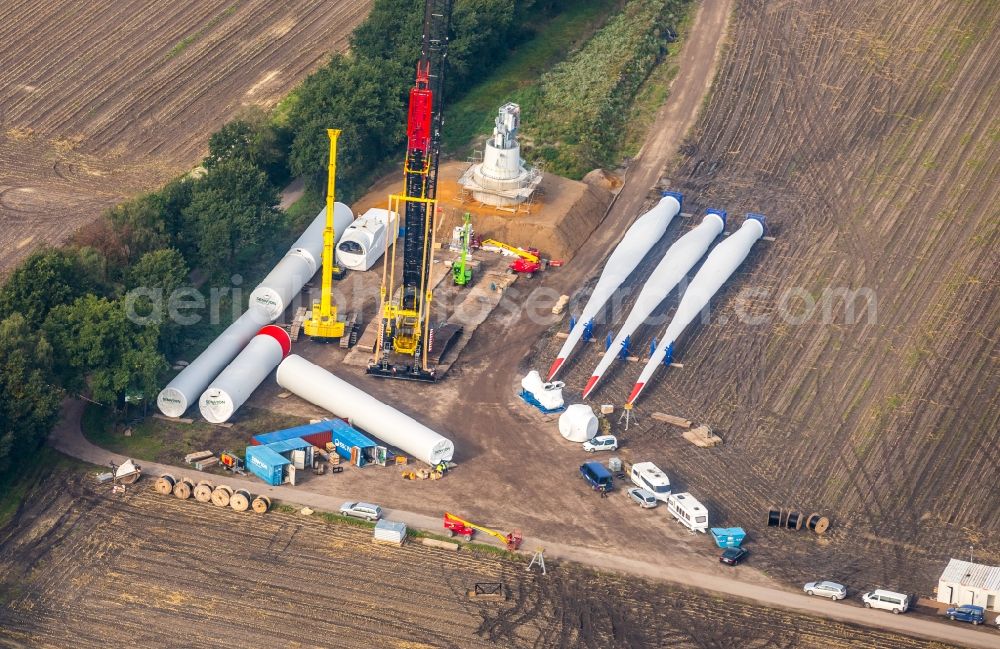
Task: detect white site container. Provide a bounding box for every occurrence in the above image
[276,355,454,466]
[374,519,407,545]
[558,404,599,443]
[335,208,398,271]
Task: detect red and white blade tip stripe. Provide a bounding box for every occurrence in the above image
[546,358,564,381]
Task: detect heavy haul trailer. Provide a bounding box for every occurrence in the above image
[369,0,453,382]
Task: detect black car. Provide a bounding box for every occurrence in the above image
[719,547,749,566]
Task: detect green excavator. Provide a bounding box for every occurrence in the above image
[452,212,473,286]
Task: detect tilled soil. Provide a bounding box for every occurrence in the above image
[543,0,1000,592]
[0,474,962,649]
[0,0,371,272]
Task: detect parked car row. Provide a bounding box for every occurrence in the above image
[581,448,1000,628]
[801,583,1000,627]
[582,457,711,535]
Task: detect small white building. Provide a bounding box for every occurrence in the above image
[937,559,1000,611]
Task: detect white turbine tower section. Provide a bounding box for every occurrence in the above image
[157,205,352,418]
[547,192,681,380]
[276,355,454,466]
[582,210,727,398]
[156,308,270,417]
[628,214,766,405]
[198,325,291,423]
[249,202,354,320]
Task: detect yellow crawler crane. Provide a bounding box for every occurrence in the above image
[303,129,345,340]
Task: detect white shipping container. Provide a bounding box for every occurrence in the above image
[374,519,407,545]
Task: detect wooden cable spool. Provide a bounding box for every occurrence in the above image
[193,480,214,503]
[154,474,176,496]
[806,513,830,535]
[786,510,803,530]
[172,477,195,500]
[230,488,252,512]
[251,495,271,514]
[211,485,234,507]
[767,506,782,527]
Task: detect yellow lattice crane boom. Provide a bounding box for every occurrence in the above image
[303,129,345,340]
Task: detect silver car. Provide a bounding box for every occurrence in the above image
[804,580,847,600]
[627,487,658,508]
[339,501,383,522]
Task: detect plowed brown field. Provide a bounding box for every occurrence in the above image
[0,0,371,272]
[546,0,1000,591]
[0,474,962,649]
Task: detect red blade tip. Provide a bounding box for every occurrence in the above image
[626,383,644,405]
[547,358,564,381]
[582,375,600,399]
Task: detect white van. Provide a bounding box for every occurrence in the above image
[630,462,671,502]
[666,492,708,533]
[861,589,909,614]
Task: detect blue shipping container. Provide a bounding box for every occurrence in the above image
[253,421,336,446]
[246,445,290,486]
[267,437,312,455]
[328,419,377,465]
[267,437,314,470]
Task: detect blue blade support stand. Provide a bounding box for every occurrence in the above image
[662,342,674,366]
[619,335,631,360]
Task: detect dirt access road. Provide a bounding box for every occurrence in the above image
[0,470,966,649]
[0,0,371,272]
[47,401,998,649]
